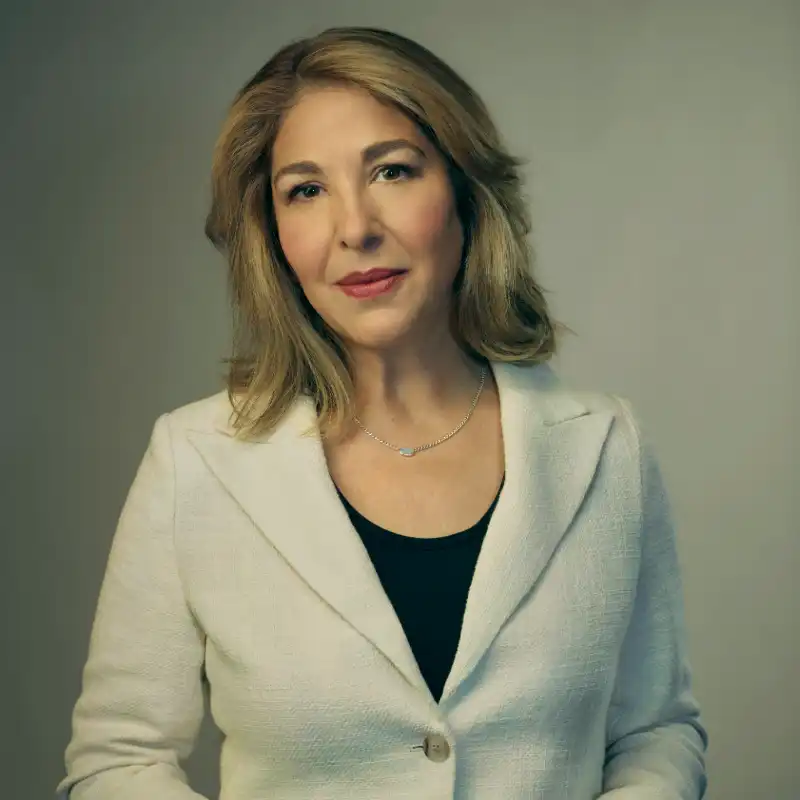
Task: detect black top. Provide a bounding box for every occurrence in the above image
[335,477,504,702]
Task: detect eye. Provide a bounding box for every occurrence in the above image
[375,163,416,182]
[287,183,322,202]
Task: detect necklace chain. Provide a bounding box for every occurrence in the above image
[352,365,488,457]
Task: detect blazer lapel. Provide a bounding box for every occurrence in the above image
[438,362,614,704]
[184,360,613,708]
[185,399,431,699]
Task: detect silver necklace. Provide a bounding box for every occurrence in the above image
[352,365,488,457]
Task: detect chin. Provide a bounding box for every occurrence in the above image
[330,307,422,351]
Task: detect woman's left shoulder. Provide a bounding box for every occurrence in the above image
[492,359,652,452]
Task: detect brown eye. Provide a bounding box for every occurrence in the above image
[375,164,415,182]
[288,184,322,202]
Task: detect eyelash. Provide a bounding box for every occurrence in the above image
[286,163,417,202]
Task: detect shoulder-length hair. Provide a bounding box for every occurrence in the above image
[205,26,574,442]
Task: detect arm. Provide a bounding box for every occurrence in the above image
[598,396,709,799]
[56,414,208,800]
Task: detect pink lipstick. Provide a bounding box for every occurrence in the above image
[336,268,408,299]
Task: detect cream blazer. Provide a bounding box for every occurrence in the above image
[57,361,708,800]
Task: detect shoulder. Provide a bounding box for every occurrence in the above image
[493,359,640,430]
[492,359,650,478]
[161,389,235,438]
[156,387,315,453]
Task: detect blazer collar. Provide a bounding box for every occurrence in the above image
[186,361,614,708]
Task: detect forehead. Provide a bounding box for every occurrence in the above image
[272,85,425,162]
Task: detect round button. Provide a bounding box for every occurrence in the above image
[422,733,451,762]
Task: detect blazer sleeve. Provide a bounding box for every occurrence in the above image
[598,396,709,800]
[56,414,208,800]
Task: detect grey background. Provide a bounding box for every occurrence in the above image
[2,1,797,798]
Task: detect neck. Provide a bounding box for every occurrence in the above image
[347,331,485,438]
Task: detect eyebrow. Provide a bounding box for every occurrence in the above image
[272,138,426,184]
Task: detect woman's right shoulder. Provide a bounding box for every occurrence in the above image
[164,389,235,439]
[161,387,315,451]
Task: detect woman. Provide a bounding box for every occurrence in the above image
[57,26,708,800]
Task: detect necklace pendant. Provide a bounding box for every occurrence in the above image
[399,447,415,457]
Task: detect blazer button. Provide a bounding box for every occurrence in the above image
[422,733,451,762]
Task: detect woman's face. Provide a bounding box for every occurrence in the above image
[270,85,464,351]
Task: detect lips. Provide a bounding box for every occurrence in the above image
[336,268,407,286]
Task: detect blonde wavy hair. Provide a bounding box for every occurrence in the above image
[205,26,574,442]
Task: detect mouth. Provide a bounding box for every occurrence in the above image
[336,268,408,286]
[336,270,408,300]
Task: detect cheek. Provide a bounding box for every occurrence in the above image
[275,213,328,283]
[392,189,462,261]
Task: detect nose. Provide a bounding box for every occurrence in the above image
[335,191,383,253]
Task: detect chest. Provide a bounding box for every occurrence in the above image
[324,404,505,538]
[182,454,638,775]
